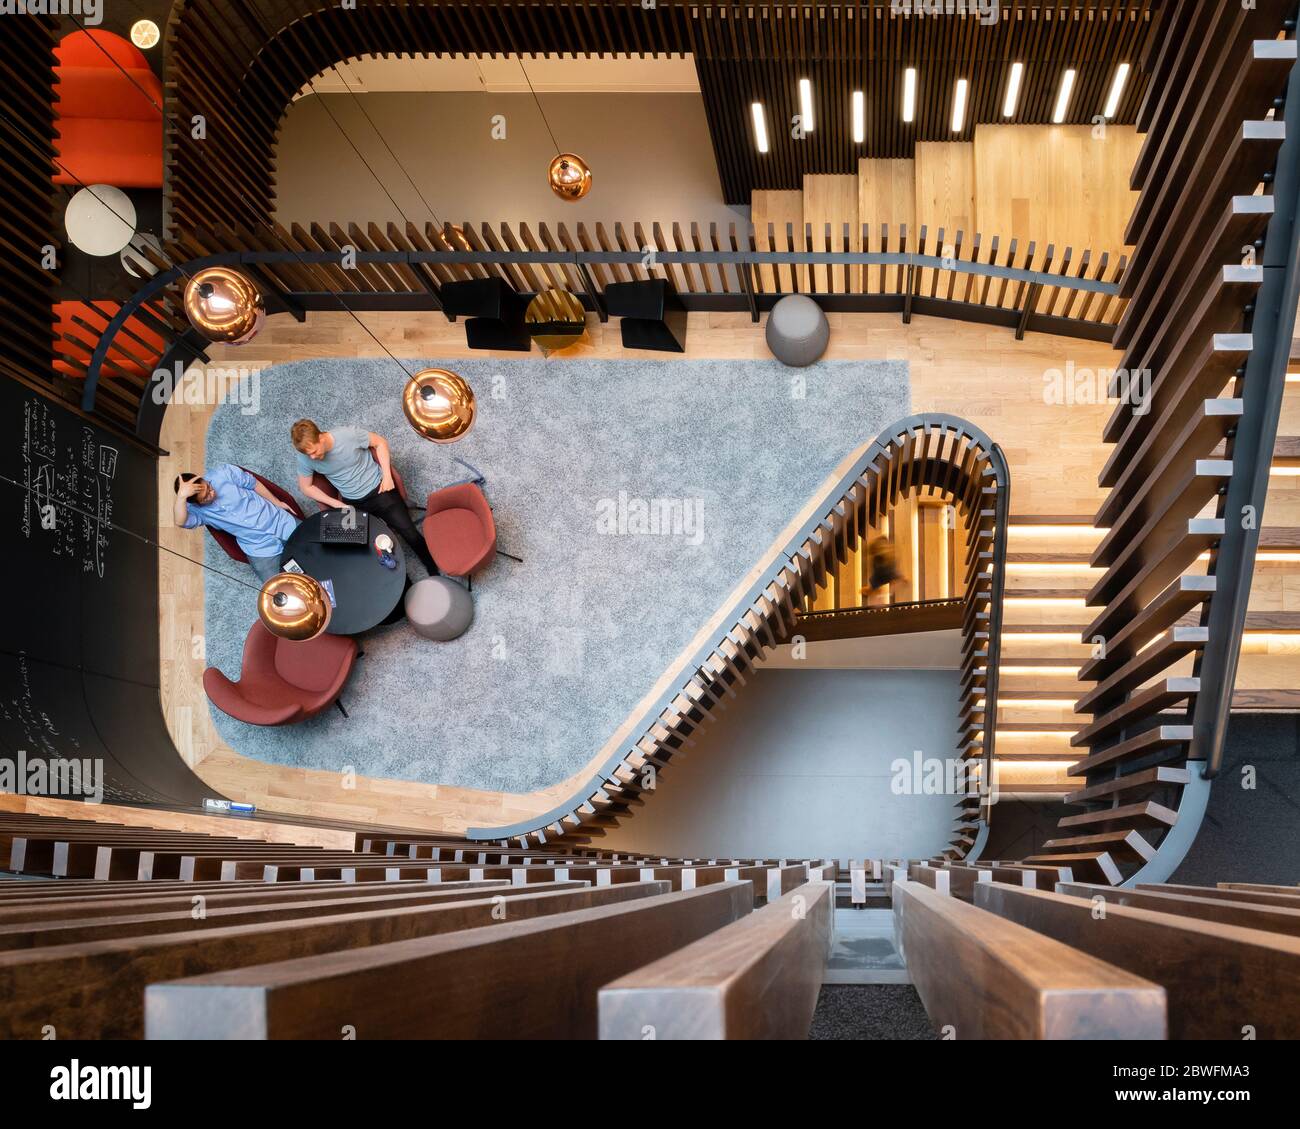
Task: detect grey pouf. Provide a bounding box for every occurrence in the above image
[405,576,475,641]
[766,294,830,367]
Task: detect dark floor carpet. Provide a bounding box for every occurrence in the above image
[1173,713,1300,886]
[808,985,938,1040]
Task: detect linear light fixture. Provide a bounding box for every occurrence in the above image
[799,78,815,132]
[1053,68,1077,124]
[1103,62,1131,119]
[952,78,969,133]
[1003,62,1024,118]
[903,68,917,123]
[1001,667,1081,676]
[751,102,769,153]
[852,90,865,143]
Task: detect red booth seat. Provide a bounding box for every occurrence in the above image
[204,622,359,727]
[54,31,162,188]
[53,301,166,380]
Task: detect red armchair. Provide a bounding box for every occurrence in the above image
[203,622,359,726]
[206,468,305,565]
[54,31,163,189]
[422,482,497,577]
[311,449,409,506]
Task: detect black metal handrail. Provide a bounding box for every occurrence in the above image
[1194,54,1300,779]
[466,413,1011,844]
[83,245,1123,426]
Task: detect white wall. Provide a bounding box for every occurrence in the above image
[599,668,963,860]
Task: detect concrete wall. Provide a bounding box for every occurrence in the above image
[599,668,962,860]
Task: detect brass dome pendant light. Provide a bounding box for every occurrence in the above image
[517,56,592,202]
[402,368,477,443]
[257,572,333,642]
[183,266,265,345]
[548,153,593,201]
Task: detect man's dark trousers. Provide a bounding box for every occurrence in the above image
[343,486,439,575]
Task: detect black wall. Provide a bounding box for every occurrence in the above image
[0,376,210,807]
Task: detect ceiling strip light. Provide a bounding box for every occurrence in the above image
[1053,68,1077,124]
[1104,63,1131,119]
[751,102,769,154]
[1003,62,1024,117]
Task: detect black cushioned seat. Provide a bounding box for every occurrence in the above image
[605,279,688,353]
[441,277,531,352]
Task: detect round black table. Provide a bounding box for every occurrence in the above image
[282,513,407,635]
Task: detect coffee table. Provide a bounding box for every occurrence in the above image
[282,513,407,635]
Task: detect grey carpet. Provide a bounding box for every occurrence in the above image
[201,357,909,791]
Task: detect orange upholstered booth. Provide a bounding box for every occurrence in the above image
[53,30,163,189]
[53,301,166,380]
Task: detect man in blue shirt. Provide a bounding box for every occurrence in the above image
[174,464,301,583]
[292,419,438,575]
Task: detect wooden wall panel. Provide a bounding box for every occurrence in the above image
[974,124,1143,259]
[915,142,977,241]
[803,174,860,292]
[858,158,916,231]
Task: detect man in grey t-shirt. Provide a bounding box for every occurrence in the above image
[293,418,438,575]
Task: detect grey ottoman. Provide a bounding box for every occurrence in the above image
[765,293,829,367]
[405,576,474,641]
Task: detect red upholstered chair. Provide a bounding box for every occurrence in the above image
[203,468,305,565]
[203,622,359,727]
[310,449,409,507]
[54,31,163,188]
[422,482,497,577]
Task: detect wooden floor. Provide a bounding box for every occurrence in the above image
[159,309,1124,832]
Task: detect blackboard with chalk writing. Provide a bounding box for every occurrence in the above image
[0,377,211,806]
[19,392,118,578]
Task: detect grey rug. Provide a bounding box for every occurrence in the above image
[201,357,909,792]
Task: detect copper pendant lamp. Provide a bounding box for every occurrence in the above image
[517,56,592,202]
[184,266,265,345]
[402,368,476,443]
[258,572,332,642]
[548,153,592,202]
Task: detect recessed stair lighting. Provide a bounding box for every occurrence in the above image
[852,90,865,143]
[903,68,917,123]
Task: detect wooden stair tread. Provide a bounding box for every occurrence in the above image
[1042,830,1155,862]
[1065,766,1190,804]
[1058,800,1179,831]
[1022,850,1123,886]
